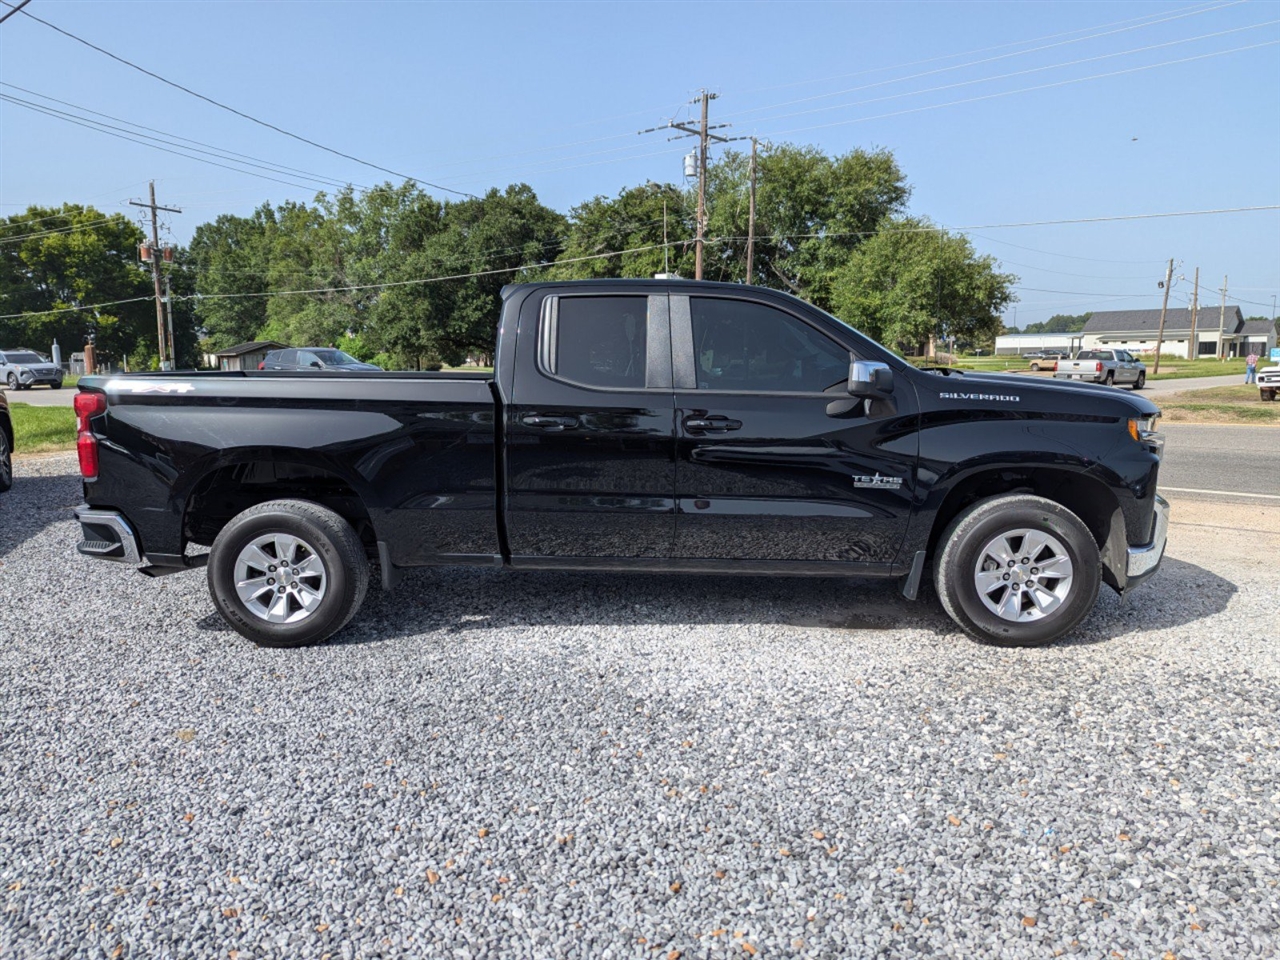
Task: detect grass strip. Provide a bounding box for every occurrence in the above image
[8,402,77,453]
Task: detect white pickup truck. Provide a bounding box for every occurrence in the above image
[1259,362,1279,401]
[1053,349,1146,389]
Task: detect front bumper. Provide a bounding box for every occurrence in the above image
[1125,494,1169,586]
[75,507,143,564]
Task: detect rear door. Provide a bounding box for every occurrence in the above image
[670,293,918,567]
[503,290,676,562]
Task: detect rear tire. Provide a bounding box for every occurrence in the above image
[0,427,11,493]
[207,499,369,648]
[934,494,1101,647]
[1103,372,1115,386]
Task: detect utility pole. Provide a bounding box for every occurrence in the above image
[163,274,177,368]
[1216,275,1228,360]
[639,90,728,281]
[746,137,758,285]
[129,181,181,369]
[1152,258,1174,376]
[1186,267,1199,361]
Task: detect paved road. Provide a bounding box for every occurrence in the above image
[0,384,74,406]
[1143,373,1245,395]
[1160,423,1278,500]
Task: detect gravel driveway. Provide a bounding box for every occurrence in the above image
[2,455,1277,960]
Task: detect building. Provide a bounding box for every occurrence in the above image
[1078,307,1276,359]
[993,332,1081,356]
[214,340,286,371]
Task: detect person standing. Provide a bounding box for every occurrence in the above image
[1245,352,1259,384]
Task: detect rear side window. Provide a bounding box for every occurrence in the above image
[543,296,647,389]
[690,297,848,393]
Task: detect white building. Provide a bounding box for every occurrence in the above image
[993,332,1080,356]
[1078,307,1276,359]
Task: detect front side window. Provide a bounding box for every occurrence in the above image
[313,349,358,365]
[691,297,848,393]
[548,296,647,389]
[297,350,320,367]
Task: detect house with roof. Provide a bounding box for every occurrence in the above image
[213,340,287,371]
[1079,307,1276,359]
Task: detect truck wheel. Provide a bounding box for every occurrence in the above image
[1030,362,1041,371]
[1132,372,1145,390]
[1103,372,1115,386]
[207,499,369,648]
[934,494,1101,647]
[1263,389,1276,402]
[0,428,11,493]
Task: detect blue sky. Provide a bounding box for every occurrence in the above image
[1,0,1277,326]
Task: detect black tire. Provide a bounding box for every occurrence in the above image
[1132,372,1145,390]
[1263,389,1276,402]
[1030,362,1041,371]
[934,494,1101,647]
[0,426,11,493]
[207,499,369,648]
[49,381,62,390]
[4,373,14,390]
[1103,372,1115,386]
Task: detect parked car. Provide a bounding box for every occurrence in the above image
[1258,363,1279,401]
[0,391,11,493]
[1053,349,1145,388]
[1024,352,1066,371]
[71,279,1168,650]
[258,348,381,372]
[0,349,64,390]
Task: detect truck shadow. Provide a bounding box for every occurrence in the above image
[335,555,1234,647]
[0,470,82,562]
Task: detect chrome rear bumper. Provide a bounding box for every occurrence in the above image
[74,507,142,565]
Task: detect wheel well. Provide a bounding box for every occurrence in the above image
[184,461,376,555]
[929,468,1120,558]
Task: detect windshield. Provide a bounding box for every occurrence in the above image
[5,352,45,364]
[312,349,359,365]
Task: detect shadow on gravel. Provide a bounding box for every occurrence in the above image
[0,472,81,562]
[309,554,1236,649]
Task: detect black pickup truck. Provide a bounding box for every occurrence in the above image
[72,279,1168,648]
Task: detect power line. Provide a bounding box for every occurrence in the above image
[0,216,125,244]
[0,82,367,190]
[721,0,1246,124]
[0,0,30,26]
[0,296,153,321]
[8,3,477,199]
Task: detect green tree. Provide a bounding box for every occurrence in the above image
[830,218,1017,351]
[552,182,694,280]
[1022,312,1091,334]
[188,205,275,350]
[0,204,159,364]
[704,144,910,310]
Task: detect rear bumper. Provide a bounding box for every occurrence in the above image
[1125,494,1169,587]
[74,507,143,565]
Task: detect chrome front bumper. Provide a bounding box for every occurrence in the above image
[75,507,143,565]
[1126,494,1169,579]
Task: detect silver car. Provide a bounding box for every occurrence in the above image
[0,349,64,390]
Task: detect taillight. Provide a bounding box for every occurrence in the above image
[1095,362,1103,373]
[73,391,107,480]
[1052,361,1058,372]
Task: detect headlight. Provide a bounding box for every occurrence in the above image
[1127,414,1163,456]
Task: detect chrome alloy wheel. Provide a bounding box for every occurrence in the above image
[973,527,1074,622]
[233,533,327,623]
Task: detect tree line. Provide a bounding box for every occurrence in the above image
[1,143,1017,368]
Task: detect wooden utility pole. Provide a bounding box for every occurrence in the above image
[129,182,181,369]
[1151,258,1174,376]
[639,90,728,281]
[1186,267,1199,360]
[1216,275,1229,359]
[746,137,758,285]
[164,274,177,368]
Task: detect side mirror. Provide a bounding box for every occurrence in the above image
[848,359,893,398]
[310,361,323,369]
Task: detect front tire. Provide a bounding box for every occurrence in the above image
[4,373,15,390]
[934,494,1101,647]
[207,499,369,647]
[0,428,11,493]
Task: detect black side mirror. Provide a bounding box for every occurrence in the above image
[848,359,893,398]
[310,361,323,369]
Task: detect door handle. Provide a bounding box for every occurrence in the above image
[684,416,743,432]
[521,415,577,431]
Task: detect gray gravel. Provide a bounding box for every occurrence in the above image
[1,453,1277,960]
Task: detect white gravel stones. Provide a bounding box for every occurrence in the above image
[1,454,1277,959]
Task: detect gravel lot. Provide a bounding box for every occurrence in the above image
[2,454,1277,960]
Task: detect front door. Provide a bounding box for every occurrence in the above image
[671,293,918,567]
[504,291,676,562]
